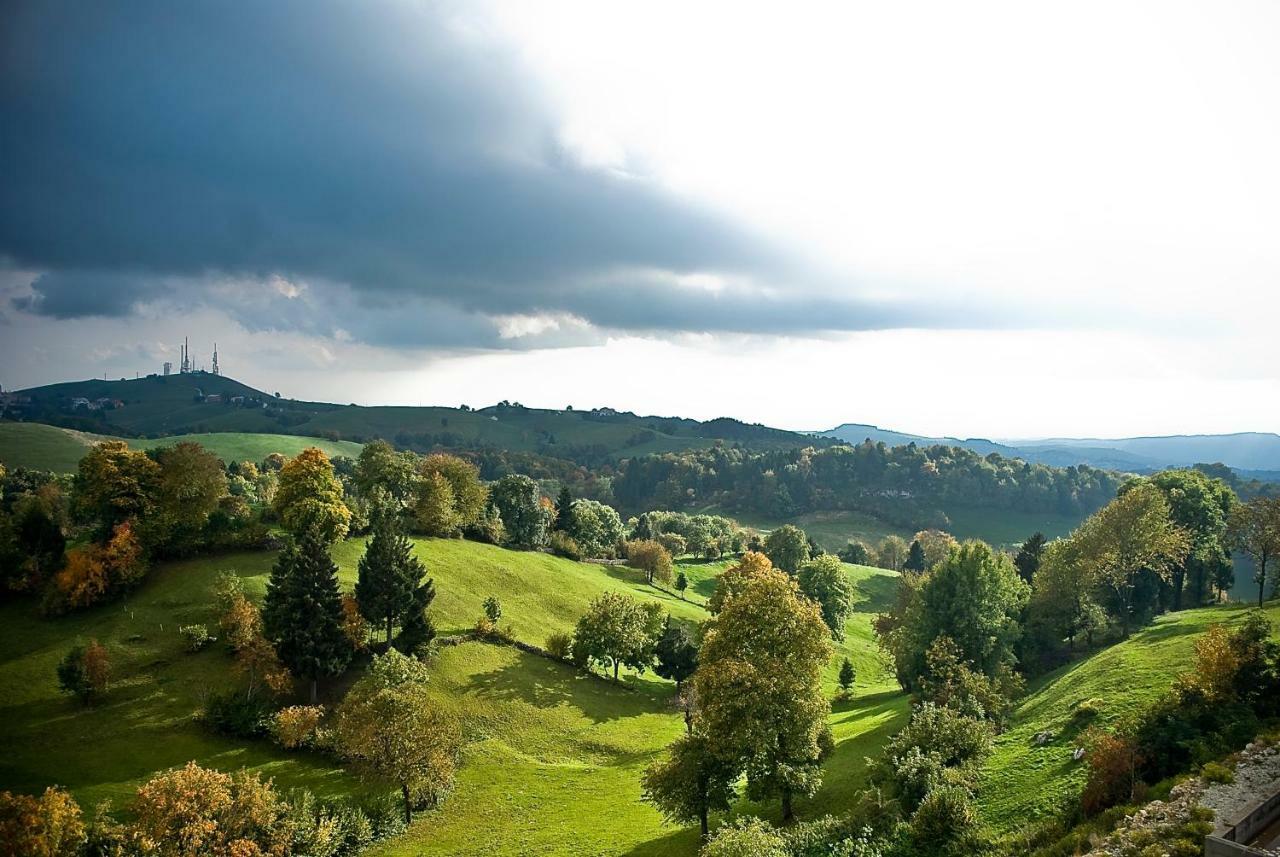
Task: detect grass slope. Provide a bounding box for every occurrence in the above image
[978,602,1280,833]
[0,539,904,856]
[0,422,361,472]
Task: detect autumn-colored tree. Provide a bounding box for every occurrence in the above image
[355,439,419,502]
[272,447,351,543]
[0,786,85,857]
[74,441,160,539]
[335,650,462,824]
[52,548,110,611]
[235,633,292,701]
[913,529,960,569]
[694,564,833,821]
[412,470,460,537]
[1080,727,1143,815]
[56,640,108,704]
[129,762,290,856]
[1178,624,1240,702]
[626,539,674,587]
[706,551,773,614]
[341,593,369,652]
[271,705,325,749]
[418,453,487,531]
[1228,496,1280,606]
[1076,483,1191,634]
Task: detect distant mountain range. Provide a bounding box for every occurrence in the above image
[814,424,1280,479]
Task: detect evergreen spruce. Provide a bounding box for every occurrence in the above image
[263,526,352,702]
[554,486,574,532]
[904,539,928,573]
[356,506,418,646]
[394,577,438,655]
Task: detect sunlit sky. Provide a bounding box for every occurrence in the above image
[1,1,1276,438]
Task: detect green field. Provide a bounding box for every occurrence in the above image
[0,422,362,472]
[977,602,1280,833]
[0,538,905,856]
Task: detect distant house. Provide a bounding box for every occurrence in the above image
[205,393,224,404]
[69,397,91,410]
[230,395,245,405]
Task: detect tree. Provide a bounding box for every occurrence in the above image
[74,441,159,539]
[797,554,855,640]
[412,470,460,537]
[904,539,927,572]
[1076,483,1191,633]
[335,650,462,824]
[763,524,810,574]
[553,485,573,532]
[263,527,352,702]
[56,641,109,705]
[394,577,438,655]
[145,441,228,555]
[272,447,351,543]
[640,733,737,838]
[838,658,856,698]
[1228,497,1280,607]
[418,454,487,532]
[654,618,698,692]
[914,529,959,568]
[700,817,787,857]
[878,534,909,571]
[1028,537,1107,651]
[572,592,665,681]
[563,499,625,558]
[129,762,291,855]
[674,571,689,600]
[1139,470,1236,610]
[489,474,550,549]
[482,595,502,624]
[355,439,418,501]
[706,551,773,614]
[838,539,872,566]
[695,564,833,821]
[626,539,674,587]
[9,494,65,591]
[1014,532,1047,585]
[356,505,422,645]
[0,786,84,857]
[876,541,1029,691]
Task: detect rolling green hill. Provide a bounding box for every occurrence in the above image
[977,602,1280,834]
[0,422,362,472]
[0,537,905,856]
[10,373,821,459]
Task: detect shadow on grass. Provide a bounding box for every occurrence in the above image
[465,648,669,724]
[621,825,703,857]
[853,572,900,615]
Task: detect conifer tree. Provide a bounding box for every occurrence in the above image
[263,526,352,702]
[356,506,418,646]
[394,578,437,655]
[554,486,573,532]
[904,539,927,573]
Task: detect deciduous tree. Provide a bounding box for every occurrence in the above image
[1228,497,1280,607]
[272,447,351,543]
[641,733,737,838]
[489,474,550,549]
[572,592,665,681]
[654,618,698,692]
[797,553,854,640]
[763,524,809,574]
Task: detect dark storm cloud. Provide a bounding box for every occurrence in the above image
[0,0,933,345]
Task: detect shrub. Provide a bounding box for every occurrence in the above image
[545,631,573,661]
[1080,727,1143,815]
[483,596,502,624]
[341,594,369,652]
[273,705,326,749]
[131,762,290,855]
[655,532,687,558]
[1201,761,1235,784]
[56,640,108,705]
[906,785,989,857]
[1072,697,1103,724]
[179,623,213,652]
[0,786,85,857]
[548,530,583,560]
[203,691,274,738]
[702,816,788,857]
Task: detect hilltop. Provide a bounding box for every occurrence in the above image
[6,373,826,462]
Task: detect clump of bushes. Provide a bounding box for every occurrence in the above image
[1071,697,1102,724]
[548,530,582,560]
[56,640,109,705]
[272,705,326,749]
[202,691,274,738]
[1201,760,1235,784]
[179,623,214,652]
[545,632,573,661]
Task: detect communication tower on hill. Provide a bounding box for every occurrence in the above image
[211,343,220,376]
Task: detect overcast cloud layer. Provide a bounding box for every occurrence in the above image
[1,1,1276,436]
[0,0,968,349]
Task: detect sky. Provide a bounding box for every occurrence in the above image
[1,0,1277,438]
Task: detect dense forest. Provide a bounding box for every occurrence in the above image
[613,440,1126,528]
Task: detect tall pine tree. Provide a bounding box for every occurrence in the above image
[263,526,352,702]
[553,486,573,532]
[394,577,437,655]
[904,539,927,572]
[356,506,418,646]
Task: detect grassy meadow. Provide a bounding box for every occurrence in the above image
[0,537,905,856]
[0,421,362,473]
